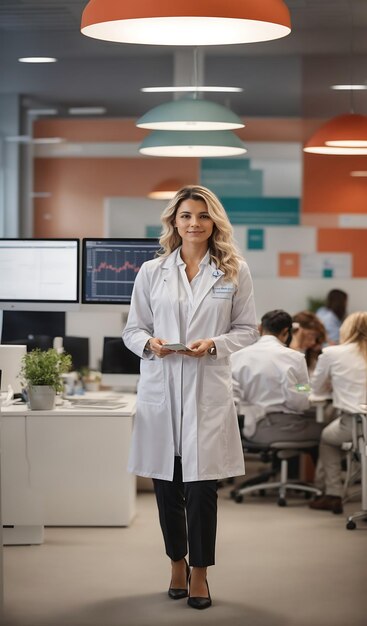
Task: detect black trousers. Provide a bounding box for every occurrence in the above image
[153,457,218,567]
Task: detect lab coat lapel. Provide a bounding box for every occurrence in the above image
[188,262,224,325]
[161,255,180,334]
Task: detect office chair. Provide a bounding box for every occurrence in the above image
[346,412,367,530]
[232,415,322,507]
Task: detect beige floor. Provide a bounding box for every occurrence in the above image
[2,477,367,626]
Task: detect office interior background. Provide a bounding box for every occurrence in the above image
[0,1,366,625]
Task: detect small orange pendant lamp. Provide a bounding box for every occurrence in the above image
[81,0,291,46]
[304,113,367,155]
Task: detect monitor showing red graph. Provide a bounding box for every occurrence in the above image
[82,238,161,304]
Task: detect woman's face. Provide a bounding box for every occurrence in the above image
[174,199,214,246]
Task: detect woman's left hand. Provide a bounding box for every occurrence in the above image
[184,339,215,358]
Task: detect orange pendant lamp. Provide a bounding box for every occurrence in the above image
[304,113,367,155]
[81,0,291,46]
[148,179,187,200]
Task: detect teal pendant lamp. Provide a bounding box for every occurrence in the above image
[137,98,244,131]
[139,130,246,157]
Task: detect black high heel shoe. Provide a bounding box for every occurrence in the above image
[187,578,212,610]
[168,559,190,600]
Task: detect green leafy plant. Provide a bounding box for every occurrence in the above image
[307,297,325,313]
[79,367,102,382]
[20,348,72,392]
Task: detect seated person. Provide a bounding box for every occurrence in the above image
[290,311,327,374]
[316,289,348,344]
[309,311,367,515]
[231,309,323,446]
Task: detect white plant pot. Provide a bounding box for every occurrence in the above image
[84,381,100,392]
[28,385,56,410]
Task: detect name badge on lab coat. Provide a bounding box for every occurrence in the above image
[212,285,234,299]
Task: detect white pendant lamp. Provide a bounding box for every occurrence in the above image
[141,86,243,93]
[137,98,244,131]
[139,130,246,157]
[81,0,291,46]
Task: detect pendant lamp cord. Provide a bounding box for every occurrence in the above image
[348,0,355,114]
[193,47,199,100]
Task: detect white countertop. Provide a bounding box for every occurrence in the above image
[0,392,136,417]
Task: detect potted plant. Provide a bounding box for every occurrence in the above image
[80,367,102,392]
[20,348,72,410]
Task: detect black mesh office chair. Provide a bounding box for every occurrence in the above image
[345,412,367,530]
[232,415,322,507]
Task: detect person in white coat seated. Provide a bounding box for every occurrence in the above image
[231,309,323,448]
[309,311,367,515]
[123,185,258,610]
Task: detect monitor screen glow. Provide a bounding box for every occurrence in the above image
[82,238,160,305]
[0,239,79,311]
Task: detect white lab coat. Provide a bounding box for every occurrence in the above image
[311,342,367,414]
[231,335,310,438]
[122,248,258,482]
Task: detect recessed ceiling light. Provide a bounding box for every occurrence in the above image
[33,137,64,144]
[350,171,367,177]
[141,86,243,93]
[331,84,367,90]
[28,108,58,116]
[5,135,29,143]
[18,57,58,63]
[5,136,64,144]
[30,192,52,198]
[68,107,107,115]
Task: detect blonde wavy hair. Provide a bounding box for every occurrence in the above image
[158,185,243,284]
[340,311,367,362]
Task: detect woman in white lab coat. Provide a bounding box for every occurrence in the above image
[123,185,258,610]
[309,312,367,514]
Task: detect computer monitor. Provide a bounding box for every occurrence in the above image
[82,238,160,305]
[1,311,65,343]
[101,336,141,392]
[62,336,89,371]
[0,344,27,394]
[0,239,80,311]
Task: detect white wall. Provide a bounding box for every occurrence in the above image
[66,309,127,370]
[253,278,367,320]
[66,277,367,370]
[64,195,367,369]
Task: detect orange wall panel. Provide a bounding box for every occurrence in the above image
[278,253,300,277]
[34,157,198,238]
[303,154,367,215]
[317,229,367,277]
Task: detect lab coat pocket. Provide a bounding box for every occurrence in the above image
[201,364,232,407]
[138,359,165,405]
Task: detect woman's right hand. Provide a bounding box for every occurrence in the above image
[147,338,173,358]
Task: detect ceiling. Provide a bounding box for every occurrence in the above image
[0,0,367,120]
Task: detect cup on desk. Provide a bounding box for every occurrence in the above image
[62,372,78,396]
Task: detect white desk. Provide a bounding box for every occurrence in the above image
[1,393,136,543]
